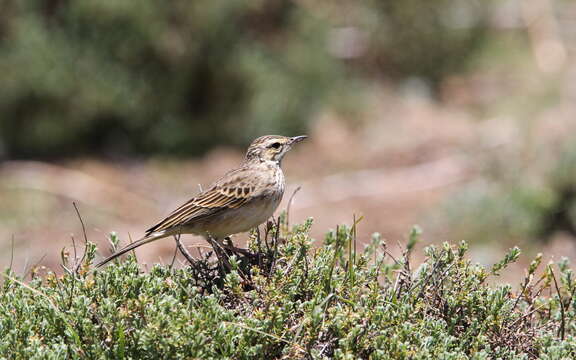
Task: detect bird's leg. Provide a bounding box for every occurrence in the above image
[173,227,195,265]
[206,236,232,273]
[173,234,195,266]
[220,236,252,256]
[223,236,233,247]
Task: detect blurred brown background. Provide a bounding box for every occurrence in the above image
[1,0,576,275]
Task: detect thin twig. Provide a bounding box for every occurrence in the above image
[382,248,401,266]
[73,202,88,245]
[549,267,566,340]
[286,186,301,229]
[70,235,78,267]
[513,273,534,312]
[67,260,77,309]
[9,235,15,272]
[353,214,357,267]
[72,202,88,273]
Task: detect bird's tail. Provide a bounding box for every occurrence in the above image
[95,232,168,268]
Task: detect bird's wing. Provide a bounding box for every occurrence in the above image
[145,166,262,236]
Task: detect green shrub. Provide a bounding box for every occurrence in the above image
[3,219,575,359]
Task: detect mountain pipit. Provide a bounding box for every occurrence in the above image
[96,135,307,267]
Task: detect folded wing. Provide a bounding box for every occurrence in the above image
[145,167,259,236]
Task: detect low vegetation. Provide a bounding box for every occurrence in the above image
[2,216,576,359]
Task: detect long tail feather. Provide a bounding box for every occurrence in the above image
[95,233,168,267]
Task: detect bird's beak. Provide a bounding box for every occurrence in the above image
[290,135,308,144]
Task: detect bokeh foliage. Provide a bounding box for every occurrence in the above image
[440,142,576,246]
[0,0,495,159]
[0,0,339,158]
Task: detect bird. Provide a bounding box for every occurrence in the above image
[96,135,307,267]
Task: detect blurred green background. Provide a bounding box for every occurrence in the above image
[0,0,496,159]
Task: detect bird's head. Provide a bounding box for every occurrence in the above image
[245,135,307,164]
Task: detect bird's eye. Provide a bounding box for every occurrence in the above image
[269,142,281,149]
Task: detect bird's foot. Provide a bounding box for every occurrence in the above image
[223,236,233,247]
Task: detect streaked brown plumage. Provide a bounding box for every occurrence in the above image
[96,135,306,267]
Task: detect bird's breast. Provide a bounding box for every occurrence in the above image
[196,163,285,238]
[202,193,283,239]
